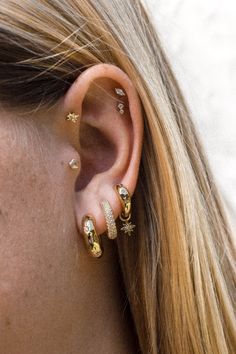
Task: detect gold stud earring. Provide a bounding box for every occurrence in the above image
[82,215,103,258]
[66,112,79,123]
[100,200,117,239]
[68,158,79,170]
[115,184,136,236]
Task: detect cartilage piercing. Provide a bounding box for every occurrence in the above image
[66,112,79,123]
[115,88,126,97]
[68,158,79,170]
[117,102,125,115]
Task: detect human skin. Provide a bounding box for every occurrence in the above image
[0,64,143,353]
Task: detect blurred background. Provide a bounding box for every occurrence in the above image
[145,0,236,222]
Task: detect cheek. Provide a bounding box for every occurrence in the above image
[0,126,82,351]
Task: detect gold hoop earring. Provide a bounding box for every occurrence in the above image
[100,200,117,239]
[81,215,103,258]
[115,184,136,236]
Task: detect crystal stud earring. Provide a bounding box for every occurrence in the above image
[115,87,126,96]
[68,158,79,170]
[117,102,125,115]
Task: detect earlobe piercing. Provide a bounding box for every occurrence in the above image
[115,184,136,236]
[68,158,79,170]
[66,112,79,123]
[100,200,117,239]
[82,215,103,258]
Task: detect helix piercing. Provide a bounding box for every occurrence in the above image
[117,102,125,115]
[100,200,117,239]
[82,215,103,258]
[115,184,136,236]
[68,158,79,170]
[115,87,126,97]
[66,112,79,123]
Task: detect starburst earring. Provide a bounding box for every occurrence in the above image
[66,112,79,123]
[115,184,136,236]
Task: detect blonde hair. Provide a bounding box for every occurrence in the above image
[0,1,235,353]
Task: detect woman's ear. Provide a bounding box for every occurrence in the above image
[63,64,143,236]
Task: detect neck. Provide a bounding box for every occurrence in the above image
[73,237,138,354]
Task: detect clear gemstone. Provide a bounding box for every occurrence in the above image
[115,88,126,96]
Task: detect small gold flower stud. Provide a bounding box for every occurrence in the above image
[66,112,79,123]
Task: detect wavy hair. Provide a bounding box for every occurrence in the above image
[0,1,235,353]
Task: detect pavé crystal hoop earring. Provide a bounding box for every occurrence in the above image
[100,200,117,239]
[82,215,103,258]
[115,184,136,236]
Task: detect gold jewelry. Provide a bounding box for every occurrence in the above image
[117,102,125,115]
[115,184,136,236]
[82,215,103,258]
[68,158,79,169]
[100,200,117,239]
[66,112,79,123]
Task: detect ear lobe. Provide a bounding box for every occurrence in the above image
[63,64,143,238]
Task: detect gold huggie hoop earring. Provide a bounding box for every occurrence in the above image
[66,112,79,123]
[115,184,136,236]
[82,215,103,258]
[100,200,117,239]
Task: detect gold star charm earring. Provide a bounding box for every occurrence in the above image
[66,112,79,123]
[115,184,136,236]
